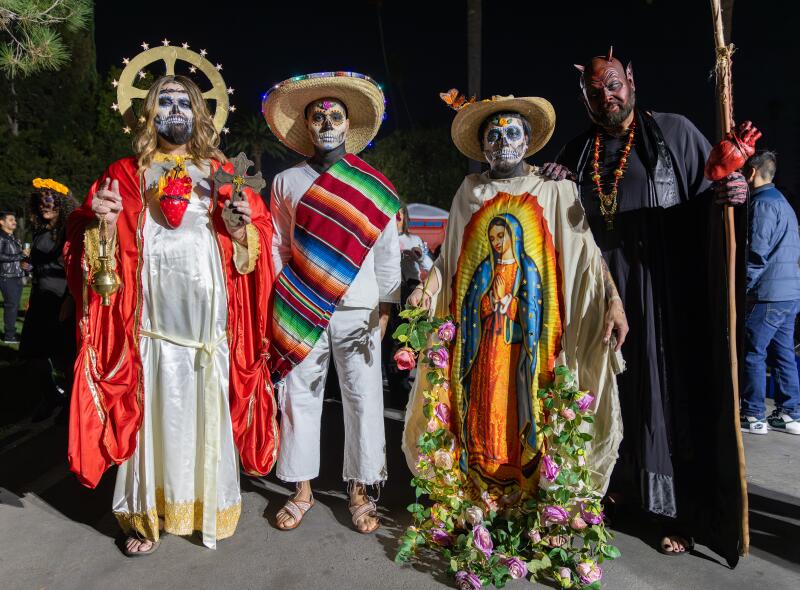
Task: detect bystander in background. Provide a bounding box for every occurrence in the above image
[740,151,800,435]
[382,206,434,407]
[19,179,78,421]
[0,211,27,344]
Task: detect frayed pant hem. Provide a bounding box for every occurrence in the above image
[276,473,319,483]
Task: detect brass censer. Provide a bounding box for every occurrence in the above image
[90,217,121,306]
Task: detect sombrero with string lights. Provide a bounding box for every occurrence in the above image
[110,39,235,135]
[441,89,556,162]
[262,72,386,157]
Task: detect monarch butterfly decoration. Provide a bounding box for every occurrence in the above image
[439,88,476,111]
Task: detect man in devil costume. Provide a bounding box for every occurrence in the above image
[541,49,757,564]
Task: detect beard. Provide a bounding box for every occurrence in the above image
[591,90,636,130]
[155,116,193,146]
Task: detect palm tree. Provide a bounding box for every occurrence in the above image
[227,114,288,173]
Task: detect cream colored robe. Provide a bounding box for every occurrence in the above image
[401,166,624,492]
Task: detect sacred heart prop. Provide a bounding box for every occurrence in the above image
[213,152,266,228]
[159,175,193,228]
[704,120,762,181]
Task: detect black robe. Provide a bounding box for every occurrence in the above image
[556,110,744,567]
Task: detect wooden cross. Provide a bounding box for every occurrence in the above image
[213,152,266,226]
[213,151,266,200]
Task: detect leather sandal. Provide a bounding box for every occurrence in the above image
[349,499,380,534]
[122,535,160,557]
[275,495,315,531]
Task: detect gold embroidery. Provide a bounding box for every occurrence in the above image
[232,223,260,275]
[115,489,241,541]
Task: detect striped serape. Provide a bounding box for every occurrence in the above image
[270,153,401,379]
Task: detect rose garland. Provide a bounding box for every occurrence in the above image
[393,310,620,589]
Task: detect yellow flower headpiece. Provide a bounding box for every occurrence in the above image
[32,178,70,196]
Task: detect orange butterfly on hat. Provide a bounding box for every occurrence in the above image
[439,88,476,111]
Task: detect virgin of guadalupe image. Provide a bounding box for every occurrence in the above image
[459,213,543,492]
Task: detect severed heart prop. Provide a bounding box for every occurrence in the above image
[157,158,193,228]
[213,152,266,227]
[704,120,762,181]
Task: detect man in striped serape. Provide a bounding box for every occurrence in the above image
[262,72,401,534]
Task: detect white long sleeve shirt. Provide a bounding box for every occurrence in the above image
[270,161,401,309]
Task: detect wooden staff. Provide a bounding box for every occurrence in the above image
[710,0,749,557]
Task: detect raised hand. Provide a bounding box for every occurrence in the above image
[713,171,748,206]
[222,196,252,243]
[91,179,123,226]
[540,162,575,182]
[407,285,431,311]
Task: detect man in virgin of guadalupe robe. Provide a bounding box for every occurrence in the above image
[64,74,277,555]
[404,93,628,506]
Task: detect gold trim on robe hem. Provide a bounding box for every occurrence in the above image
[232,223,260,275]
[113,488,241,542]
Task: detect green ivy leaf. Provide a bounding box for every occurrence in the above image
[601,544,621,560]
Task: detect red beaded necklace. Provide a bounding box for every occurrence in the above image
[591,120,636,230]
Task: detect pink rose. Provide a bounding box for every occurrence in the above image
[455,571,482,590]
[465,506,484,526]
[576,561,602,585]
[526,529,542,543]
[570,515,587,530]
[560,407,576,421]
[540,455,560,482]
[580,503,603,526]
[431,527,452,546]
[501,557,526,580]
[576,393,595,412]
[481,491,499,513]
[556,567,573,588]
[434,449,453,470]
[542,505,570,526]
[427,346,450,369]
[437,320,456,342]
[435,402,451,426]
[546,535,568,548]
[394,346,416,371]
[472,525,493,559]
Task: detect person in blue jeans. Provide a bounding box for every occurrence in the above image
[741,151,800,435]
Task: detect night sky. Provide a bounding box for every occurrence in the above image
[94,0,799,200]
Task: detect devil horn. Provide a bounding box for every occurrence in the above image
[574,64,585,73]
[607,45,614,62]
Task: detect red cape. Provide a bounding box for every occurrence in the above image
[64,156,278,488]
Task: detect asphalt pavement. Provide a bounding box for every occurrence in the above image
[1,396,798,590]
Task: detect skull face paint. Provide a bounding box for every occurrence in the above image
[155,83,194,146]
[482,113,529,174]
[306,98,349,152]
[580,57,636,130]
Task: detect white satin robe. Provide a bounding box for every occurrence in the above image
[112,161,241,549]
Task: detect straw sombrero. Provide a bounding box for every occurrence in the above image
[450,95,556,162]
[262,72,385,157]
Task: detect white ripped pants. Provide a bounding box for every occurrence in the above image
[276,306,387,485]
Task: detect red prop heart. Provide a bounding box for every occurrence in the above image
[159,195,189,228]
[704,120,762,181]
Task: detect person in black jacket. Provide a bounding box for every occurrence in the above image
[20,179,78,419]
[0,211,27,344]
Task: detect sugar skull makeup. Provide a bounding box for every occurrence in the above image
[481,113,529,173]
[306,97,349,152]
[155,83,194,146]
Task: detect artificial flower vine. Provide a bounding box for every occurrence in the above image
[393,309,620,589]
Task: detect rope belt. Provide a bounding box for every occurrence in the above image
[140,328,226,548]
